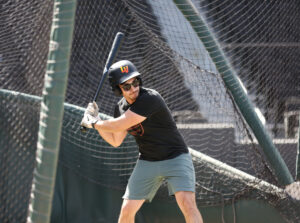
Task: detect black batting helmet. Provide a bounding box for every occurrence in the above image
[108,60,142,96]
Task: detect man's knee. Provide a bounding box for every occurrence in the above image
[175,191,203,223]
[120,206,133,219]
[120,199,144,218]
[175,191,198,212]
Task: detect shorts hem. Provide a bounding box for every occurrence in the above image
[122,195,153,203]
[169,188,195,196]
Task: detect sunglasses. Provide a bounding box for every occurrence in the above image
[120,79,140,91]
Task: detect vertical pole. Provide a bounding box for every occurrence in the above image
[296,114,300,180]
[27,0,77,222]
[173,0,293,186]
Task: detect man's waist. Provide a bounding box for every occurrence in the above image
[138,148,188,161]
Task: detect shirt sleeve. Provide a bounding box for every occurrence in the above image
[129,92,161,117]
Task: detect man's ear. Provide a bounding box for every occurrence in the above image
[114,86,122,96]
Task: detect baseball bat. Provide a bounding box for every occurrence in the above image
[80,32,124,133]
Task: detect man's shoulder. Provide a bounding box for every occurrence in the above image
[140,87,161,98]
[116,97,128,109]
[136,87,165,108]
[117,97,126,105]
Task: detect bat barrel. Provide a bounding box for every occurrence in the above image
[93,32,124,102]
[80,32,124,133]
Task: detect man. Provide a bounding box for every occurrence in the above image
[81,60,203,223]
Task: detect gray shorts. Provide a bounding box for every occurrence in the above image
[123,153,195,202]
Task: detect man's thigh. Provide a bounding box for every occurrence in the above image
[123,159,163,202]
[161,153,196,195]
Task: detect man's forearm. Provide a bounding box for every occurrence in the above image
[95,110,146,133]
[95,119,125,132]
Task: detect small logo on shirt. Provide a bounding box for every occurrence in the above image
[120,66,129,73]
[127,123,144,136]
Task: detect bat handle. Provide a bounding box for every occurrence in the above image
[80,125,87,133]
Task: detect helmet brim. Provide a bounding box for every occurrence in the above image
[118,71,141,84]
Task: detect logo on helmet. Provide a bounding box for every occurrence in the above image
[120,66,129,73]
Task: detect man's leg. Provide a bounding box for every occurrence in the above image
[175,191,203,223]
[118,199,145,223]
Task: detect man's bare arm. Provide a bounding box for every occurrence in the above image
[94,110,146,133]
[94,127,127,148]
[93,110,146,147]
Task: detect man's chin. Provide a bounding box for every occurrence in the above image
[130,93,138,99]
[131,90,139,97]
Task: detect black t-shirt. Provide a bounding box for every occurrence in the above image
[114,87,188,161]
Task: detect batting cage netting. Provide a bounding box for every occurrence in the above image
[0,0,300,222]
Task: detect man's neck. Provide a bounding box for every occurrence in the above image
[125,97,135,104]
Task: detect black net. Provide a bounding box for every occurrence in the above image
[0,0,300,222]
[0,1,54,222]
